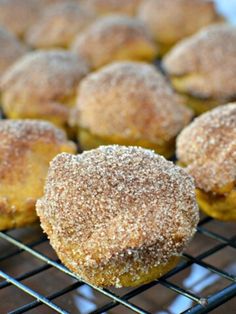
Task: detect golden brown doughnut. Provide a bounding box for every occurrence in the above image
[26,2,96,49]
[177,103,236,221]
[0,120,76,231]
[36,145,199,287]
[0,26,28,80]
[71,15,158,69]
[138,0,224,55]
[0,50,90,132]
[0,0,41,39]
[84,0,143,16]
[163,25,236,115]
[72,61,193,158]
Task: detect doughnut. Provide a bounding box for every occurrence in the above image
[138,0,224,56]
[0,0,41,39]
[0,50,90,132]
[163,25,236,115]
[26,2,96,49]
[71,15,158,69]
[0,120,76,231]
[177,103,236,221]
[0,26,28,80]
[36,145,199,287]
[72,61,193,158]
[84,0,143,16]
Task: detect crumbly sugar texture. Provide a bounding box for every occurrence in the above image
[76,61,192,143]
[163,25,236,99]
[177,103,236,192]
[37,145,199,287]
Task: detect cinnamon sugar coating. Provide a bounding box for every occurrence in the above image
[163,25,236,100]
[36,145,199,287]
[177,103,236,193]
[75,61,193,143]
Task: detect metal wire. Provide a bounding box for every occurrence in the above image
[0,216,235,314]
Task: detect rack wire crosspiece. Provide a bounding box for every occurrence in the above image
[0,216,235,314]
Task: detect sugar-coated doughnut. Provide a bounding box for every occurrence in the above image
[0,0,41,38]
[138,0,223,55]
[177,103,236,221]
[26,2,96,49]
[73,61,193,158]
[36,145,199,287]
[0,50,90,132]
[163,25,236,114]
[0,120,76,231]
[72,15,158,69]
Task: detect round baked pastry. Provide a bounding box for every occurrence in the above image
[0,26,28,80]
[36,145,199,287]
[72,62,193,158]
[0,0,41,39]
[163,25,236,115]
[0,120,76,231]
[84,0,143,16]
[138,0,223,56]
[71,15,158,69]
[26,2,96,49]
[0,50,90,132]
[177,103,236,221]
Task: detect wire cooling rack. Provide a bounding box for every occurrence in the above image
[0,215,235,314]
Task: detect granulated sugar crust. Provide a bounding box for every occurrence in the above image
[37,145,199,286]
[76,61,193,142]
[163,25,236,99]
[177,103,236,192]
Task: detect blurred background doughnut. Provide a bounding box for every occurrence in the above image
[163,24,236,115]
[0,26,28,80]
[0,0,41,39]
[138,0,224,56]
[26,2,96,49]
[0,50,90,133]
[71,15,158,69]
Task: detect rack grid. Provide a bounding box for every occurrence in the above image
[0,215,235,314]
